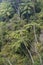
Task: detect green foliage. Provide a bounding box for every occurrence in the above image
[0,2,14,21]
[20,2,34,21]
[0,0,43,65]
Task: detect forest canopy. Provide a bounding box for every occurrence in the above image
[0,0,43,65]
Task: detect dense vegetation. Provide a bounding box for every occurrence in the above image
[0,0,43,65]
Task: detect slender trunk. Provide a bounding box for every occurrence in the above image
[32,0,43,64]
[5,58,12,65]
[33,25,43,65]
[23,40,34,64]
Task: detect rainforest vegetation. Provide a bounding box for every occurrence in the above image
[0,0,43,65]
